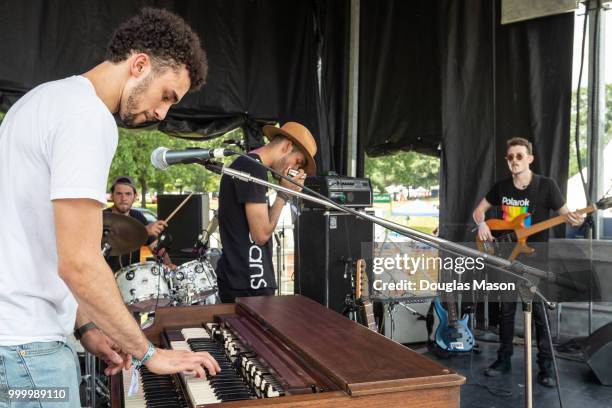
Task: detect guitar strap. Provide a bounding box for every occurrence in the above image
[529,174,541,216]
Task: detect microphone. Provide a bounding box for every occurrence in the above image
[200,213,219,247]
[151,146,236,170]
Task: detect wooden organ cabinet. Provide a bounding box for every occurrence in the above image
[112,295,465,407]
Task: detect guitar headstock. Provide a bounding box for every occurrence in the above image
[355,259,370,300]
[596,196,612,211]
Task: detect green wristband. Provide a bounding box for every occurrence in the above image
[132,342,155,368]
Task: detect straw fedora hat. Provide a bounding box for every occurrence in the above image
[263,122,317,176]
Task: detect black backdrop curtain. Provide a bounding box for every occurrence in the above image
[358,0,573,241]
[0,0,350,173]
[438,0,573,241]
[359,0,442,157]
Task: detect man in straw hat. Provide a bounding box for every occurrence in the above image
[217,121,317,303]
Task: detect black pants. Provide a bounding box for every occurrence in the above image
[218,283,275,303]
[498,300,553,372]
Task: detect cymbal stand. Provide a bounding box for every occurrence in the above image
[274,232,281,296]
[101,228,112,258]
[83,351,96,408]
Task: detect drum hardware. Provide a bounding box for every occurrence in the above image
[181,210,219,257]
[101,242,112,258]
[84,352,96,408]
[201,209,218,247]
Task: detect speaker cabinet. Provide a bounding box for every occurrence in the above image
[157,194,209,258]
[583,321,612,385]
[295,209,373,314]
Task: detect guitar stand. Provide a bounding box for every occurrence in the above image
[466,305,482,355]
[340,258,359,322]
[342,293,361,323]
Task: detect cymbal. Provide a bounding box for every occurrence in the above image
[102,212,148,256]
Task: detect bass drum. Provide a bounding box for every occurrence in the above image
[115,261,171,312]
[173,259,218,305]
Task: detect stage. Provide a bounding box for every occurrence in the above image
[426,339,612,408]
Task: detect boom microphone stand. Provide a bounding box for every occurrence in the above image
[160,156,562,408]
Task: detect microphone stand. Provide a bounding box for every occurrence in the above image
[202,161,558,408]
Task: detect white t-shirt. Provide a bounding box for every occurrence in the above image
[0,76,118,345]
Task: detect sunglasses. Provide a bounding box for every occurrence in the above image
[506,153,527,162]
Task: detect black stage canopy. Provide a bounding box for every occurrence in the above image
[0,0,574,237]
[0,0,349,173]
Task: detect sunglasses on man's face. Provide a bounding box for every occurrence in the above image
[506,153,527,162]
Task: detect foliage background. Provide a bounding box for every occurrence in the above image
[0,84,610,202]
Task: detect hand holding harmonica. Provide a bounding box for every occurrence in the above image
[279,167,306,195]
[287,168,306,179]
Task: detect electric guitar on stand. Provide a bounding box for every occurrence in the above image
[433,294,475,353]
[355,259,378,332]
[476,197,612,260]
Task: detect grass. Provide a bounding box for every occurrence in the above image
[372,201,439,235]
[406,216,438,234]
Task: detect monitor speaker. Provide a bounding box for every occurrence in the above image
[583,321,612,385]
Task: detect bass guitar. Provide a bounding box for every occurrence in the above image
[433,294,475,352]
[476,196,612,260]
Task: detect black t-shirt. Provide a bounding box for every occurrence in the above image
[103,208,153,272]
[485,174,565,243]
[216,154,276,290]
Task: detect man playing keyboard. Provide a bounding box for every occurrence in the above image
[0,9,219,407]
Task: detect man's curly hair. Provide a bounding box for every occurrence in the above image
[106,8,207,90]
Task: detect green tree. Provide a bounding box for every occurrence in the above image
[109,128,239,206]
[568,83,612,177]
[365,151,440,192]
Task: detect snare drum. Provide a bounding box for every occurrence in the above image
[115,261,171,312]
[173,259,217,305]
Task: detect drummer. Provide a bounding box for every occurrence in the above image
[105,176,176,272]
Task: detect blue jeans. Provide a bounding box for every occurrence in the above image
[0,342,80,408]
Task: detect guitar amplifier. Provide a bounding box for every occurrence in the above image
[157,194,210,258]
[295,209,374,314]
[303,176,372,208]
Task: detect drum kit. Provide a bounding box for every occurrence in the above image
[102,211,220,313]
